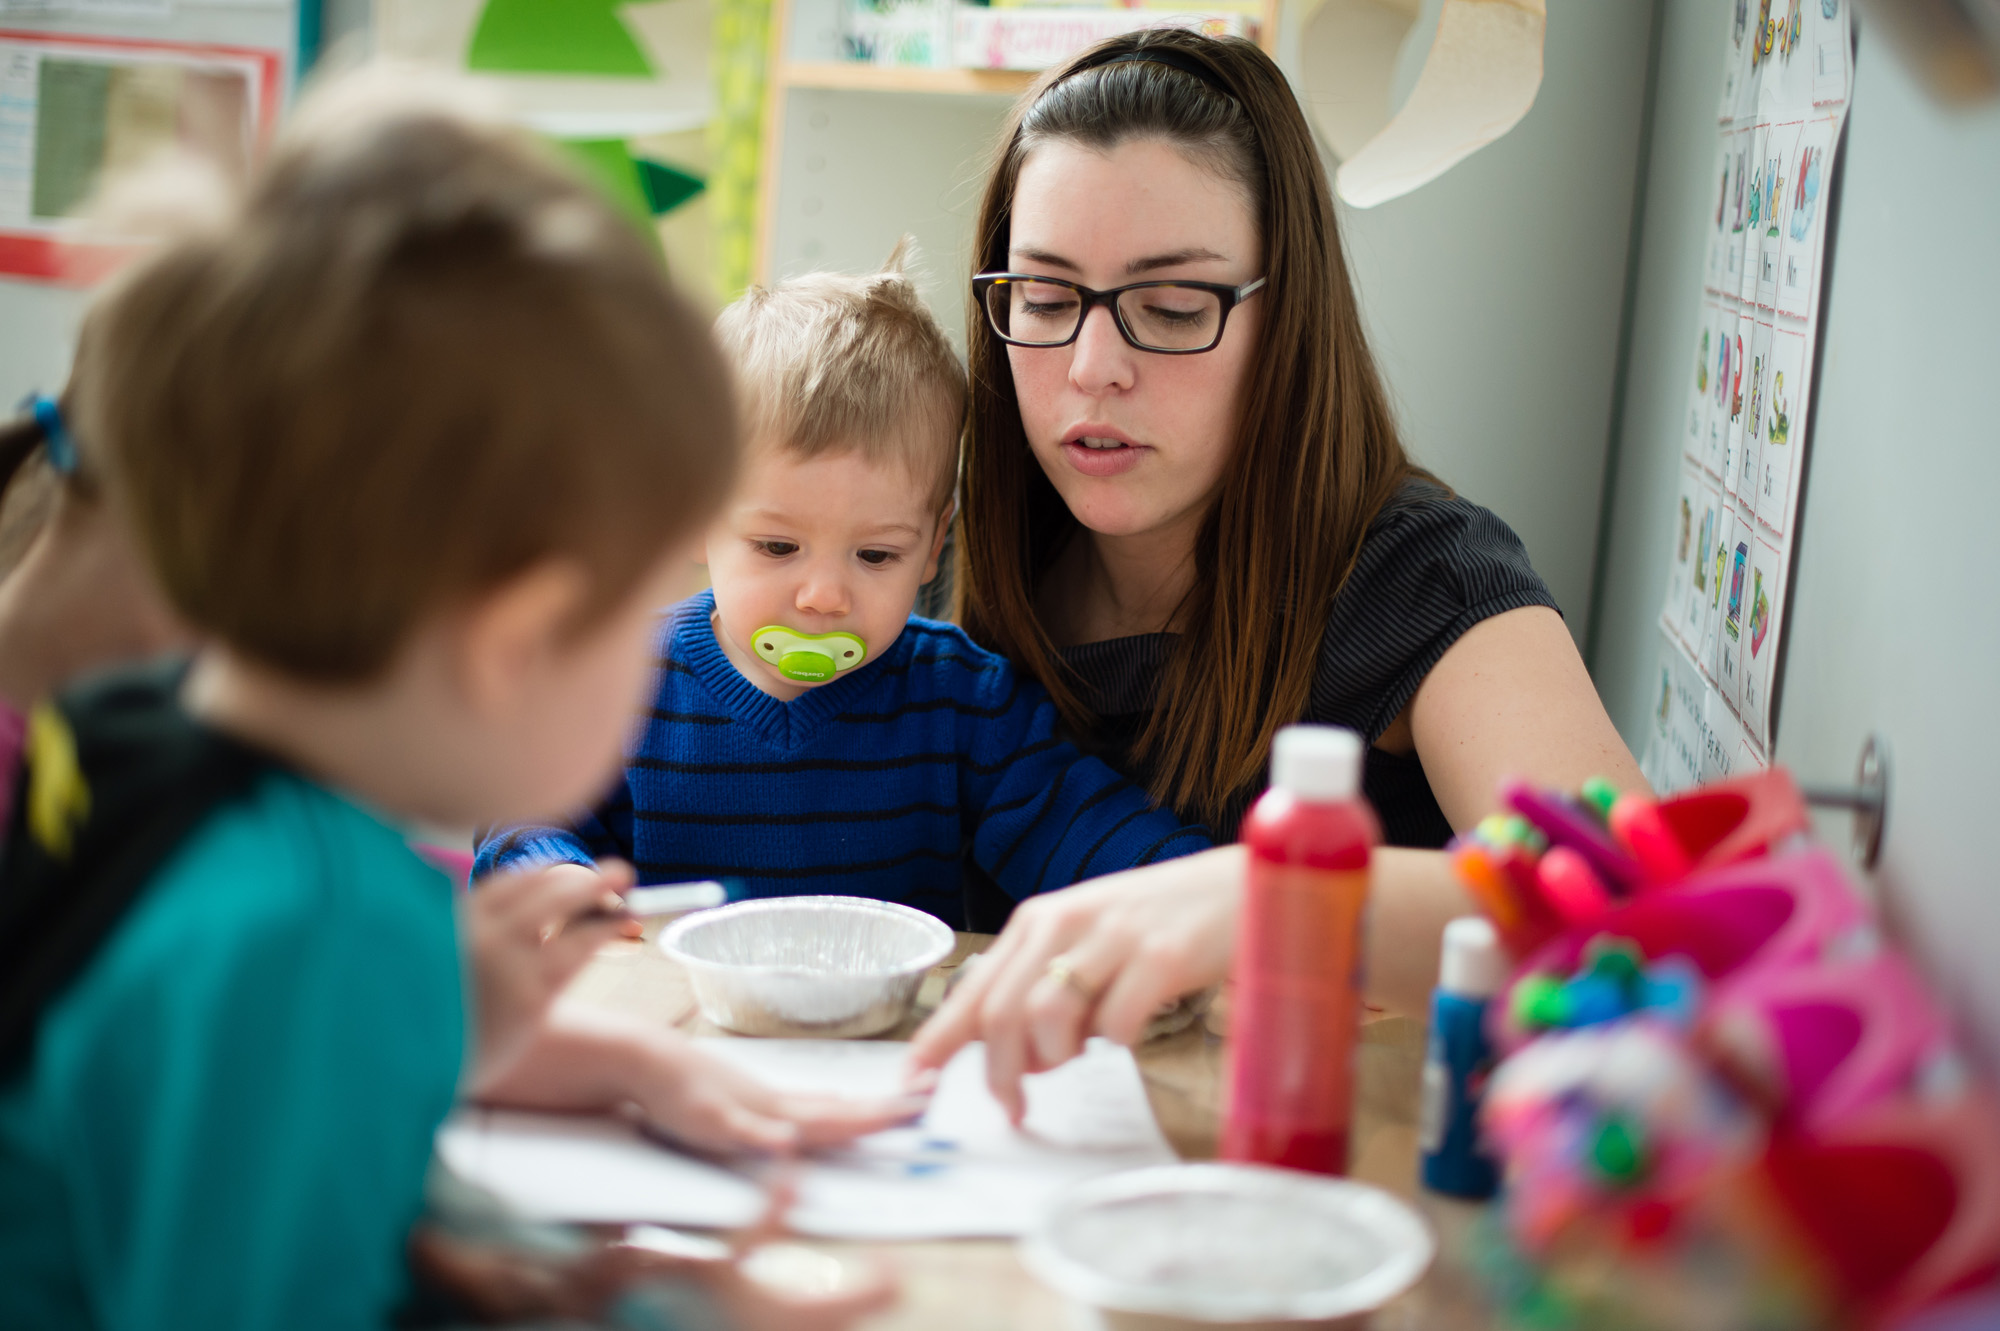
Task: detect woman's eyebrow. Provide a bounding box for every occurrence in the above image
[1126,247,1228,275]
[1010,246,1079,271]
[1006,245,1232,275]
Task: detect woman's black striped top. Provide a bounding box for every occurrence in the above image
[1055,478,1561,848]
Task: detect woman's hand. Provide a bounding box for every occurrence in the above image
[463,859,636,1086]
[478,1003,925,1154]
[909,846,1246,1122]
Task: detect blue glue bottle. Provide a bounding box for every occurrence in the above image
[1419,915,1505,1199]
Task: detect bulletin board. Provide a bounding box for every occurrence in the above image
[1640,0,1853,795]
[0,28,282,281]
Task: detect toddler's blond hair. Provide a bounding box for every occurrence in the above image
[715,240,964,512]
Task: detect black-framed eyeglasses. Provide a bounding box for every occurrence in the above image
[973,272,1267,355]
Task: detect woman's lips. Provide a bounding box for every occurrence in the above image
[1059,435,1148,477]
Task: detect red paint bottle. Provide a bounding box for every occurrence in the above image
[1222,725,1378,1175]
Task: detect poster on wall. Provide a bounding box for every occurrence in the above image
[0,28,283,282]
[1640,0,1851,794]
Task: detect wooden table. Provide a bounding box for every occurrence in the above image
[564,931,1500,1329]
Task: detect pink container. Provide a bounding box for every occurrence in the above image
[1760,1091,2000,1328]
[1496,848,1871,1050]
[1706,952,1953,1133]
[1610,768,1811,883]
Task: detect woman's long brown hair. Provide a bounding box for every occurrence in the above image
[956,29,1425,827]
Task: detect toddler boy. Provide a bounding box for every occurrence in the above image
[477,258,1209,925]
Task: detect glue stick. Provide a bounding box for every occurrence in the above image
[1222,725,1378,1175]
[1418,916,1505,1198]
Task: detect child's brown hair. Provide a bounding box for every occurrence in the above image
[80,74,736,682]
[714,240,964,512]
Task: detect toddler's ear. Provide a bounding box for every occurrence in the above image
[922,500,956,584]
[456,560,590,718]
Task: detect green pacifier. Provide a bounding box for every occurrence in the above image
[752,626,868,683]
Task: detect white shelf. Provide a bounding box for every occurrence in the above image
[778,61,1036,97]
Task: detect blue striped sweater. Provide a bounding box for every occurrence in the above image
[474,590,1210,927]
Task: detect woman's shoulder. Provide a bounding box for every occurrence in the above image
[1342,477,1550,609]
[1311,478,1559,741]
[1361,476,1522,551]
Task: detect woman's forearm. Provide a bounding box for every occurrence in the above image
[1097,843,1470,1019]
[1365,847,1476,1019]
[1159,844,1470,1019]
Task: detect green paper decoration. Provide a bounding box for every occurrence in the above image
[636,157,706,214]
[561,138,706,223]
[468,0,654,77]
[562,138,653,222]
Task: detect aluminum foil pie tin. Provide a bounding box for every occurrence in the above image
[1021,1164,1435,1330]
[657,895,955,1037]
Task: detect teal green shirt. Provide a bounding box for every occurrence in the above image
[0,771,464,1330]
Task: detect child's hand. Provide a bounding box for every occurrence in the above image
[633,1180,899,1331]
[412,1181,898,1330]
[624,1018,927,1154]
[464,860,636,1086]
[476,1004,927,1154]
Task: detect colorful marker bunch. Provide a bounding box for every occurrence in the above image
[1452,769,1812,959]
[1481,1019,1762,1253]
[1456,770,2000,1330]
[1451,777,1633,955]
[1508,935,1703,1037]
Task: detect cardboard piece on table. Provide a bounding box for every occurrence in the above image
[1300,0,1545,210]
[437,1038,1175,1239]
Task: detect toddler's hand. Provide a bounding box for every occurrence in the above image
[465,859,636,1085]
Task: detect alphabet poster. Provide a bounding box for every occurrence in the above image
[1642,0,1850,794]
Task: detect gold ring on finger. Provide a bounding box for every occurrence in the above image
[1045,953,1097,1002]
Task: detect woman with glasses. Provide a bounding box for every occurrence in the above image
[913,29,1646,1119]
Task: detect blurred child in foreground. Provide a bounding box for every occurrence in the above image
[0,367,904,1168]
[0,75,892,1330]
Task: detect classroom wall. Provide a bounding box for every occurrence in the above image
[0,281,87,410]
[1592,3,2000,1068]
[1334,0,1658,642]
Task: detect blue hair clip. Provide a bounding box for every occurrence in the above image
[25,394,77,475]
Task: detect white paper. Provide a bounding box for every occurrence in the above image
[1302,0,1546,210]
[438,1038,1175,1239]
[436,1107,768,1229]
